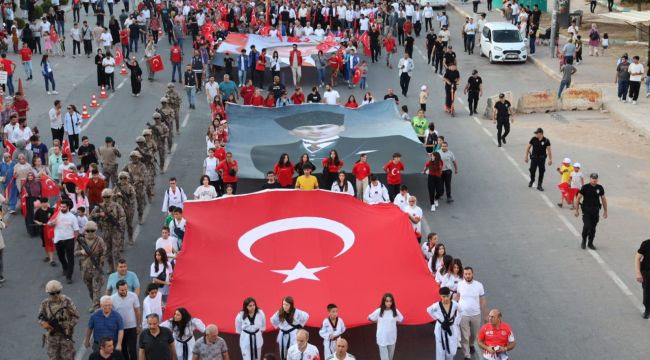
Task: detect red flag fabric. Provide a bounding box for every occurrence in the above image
[20,186,27,216]
[3,176,13,200]
[40,174,60,197]
[115,48,124,65]
[164,190,439,333]
[218,20,230,30]
[62,139,72,158]
[352,66,362,85]
[62,171,89,191]
[148,55,165,73]
[259,25,270,36]
[44,200,62,244]
[558,182,579,203]
[3,139,15,157]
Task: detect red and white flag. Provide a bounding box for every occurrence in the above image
[62,139,72,158]
[3,139,15,158]
[164,190,439,332]
[148,55,165,73]
[20,186,27,217]
[115,48,124,65]
[40,174,60,197]
[44,200,62,243]
[62,171,89,191]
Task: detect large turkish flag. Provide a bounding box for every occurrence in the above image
[148,55,165,73]
[165,190,439,333]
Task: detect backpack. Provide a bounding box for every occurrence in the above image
[426,131,438,146]
[589,31,599,41]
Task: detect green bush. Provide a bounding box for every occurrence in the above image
[34,5,44,19]
[60,0,69,5]
[16,18,26,30]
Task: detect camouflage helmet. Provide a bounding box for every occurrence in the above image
[45,280,63,293]
[142,129,152,136]
[153,112,162,119]
[84,221,98,232]
[129,151,142,158]
[101,188,113,198]
[160,97,169,103]
[167,82,175,88]
[136,136,146,143]
[118,171,130,179]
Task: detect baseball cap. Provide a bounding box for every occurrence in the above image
[534,128,544,134]
[421,85,427,91]
[498,93,505,98]
[562,157,571,164]
[573,163,581,168]
[590,173,599,179]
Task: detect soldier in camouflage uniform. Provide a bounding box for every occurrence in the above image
[73,221,106,313]
[159,97,176,151]
[150,112,169,171]
[135,136,157,203]
[166,83,182,134]
[97,137,121,188]
[38,280,79,360]
[90,189,126,273]
[122,151,148,225]
[142,129,161,173]
[113,172,136,245]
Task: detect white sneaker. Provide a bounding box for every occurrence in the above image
[646,93,650,98]
[633,101,637,105]
[47,91,51,95]
[434,200,439,207]
[52,91,59,94]
[431,205,436,212]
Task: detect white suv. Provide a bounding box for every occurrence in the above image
[419,0,448,9]
[480,22,528,63]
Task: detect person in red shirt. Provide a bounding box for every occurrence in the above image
[478,309,516,360]
[351,153,371,201]
[273,153,295,188]
[423,151,444,212]
[403,19,413,36]
[85,170,107,209]
[170,42,183,82]
[289,44,303,86]
[20,42,33,80]
[1,53,16,96]
[213,142,226,161]
[240,79,255,105]
[216,152,239,194]
[12,92,30,121]
[383,33,396,69]
[344,95,359,108]
[321,149,344,190]
[250,88,264,106]
[290,87,305,104]
[383,152,405,201]
[264,92,276,107]
[119,28,129,58]
[255,49,267,88]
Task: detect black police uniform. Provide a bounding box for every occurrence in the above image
[528,136,550,188]
[578,183,605,248]
[467,75,482,115]
[638,239,650,317]
[494,100,511,146]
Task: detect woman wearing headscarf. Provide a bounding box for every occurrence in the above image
[125,55,143,96]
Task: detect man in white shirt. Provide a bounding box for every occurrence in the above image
[101,28,113,52]
[48,100,64,144]
[364,175,389,204]
[455,267,487,359]
[398,53,414,96]
[392,185,411,210]
[423,5,434,32]
[322,85,340,105]
[314,23,325,39]
[14,119,33,144]
[304,22,314,36]
[329,338,356,360]
[41,17,51,34]
[464,18,478,55]
[203,148,221,192]
[102,53,116,91]
[111,280,142,360]
[204,76,219,104]
[2,114,19,144]
[50,201,79,284]
[627,55,645,104]
[161,177,187,213]
[403,196,423,240]
[287,329,320,360]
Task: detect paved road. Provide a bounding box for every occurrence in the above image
[1,5,649,360]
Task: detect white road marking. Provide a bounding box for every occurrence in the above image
[163,143,178,173]
[481,127,492,137]
[457,97,464,105]
[116,77,128,89]
[181,113,190,128]
[473,116,481,125]
[538,193,555,209]
[80,106,103,131]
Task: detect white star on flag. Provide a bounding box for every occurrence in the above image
[272,261,328,284]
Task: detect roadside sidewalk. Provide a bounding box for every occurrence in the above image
[449,0,650,137]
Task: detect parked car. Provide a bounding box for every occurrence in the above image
[419,0,448,9]
[480,22,528,63]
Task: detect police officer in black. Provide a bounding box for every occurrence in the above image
[635,238,650,318]
[464,69,483,115]
[492,93,513,146]
[524,128,553,191]
[574,173,608,250]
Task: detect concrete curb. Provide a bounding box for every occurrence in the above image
[596,0,630,12]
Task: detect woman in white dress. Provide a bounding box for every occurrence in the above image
[435,255,453,285]
[270,296,309,360]
[428,243,446,274]
[330,171,355,196]
[161,307,206,360]
[150,248,173,300]
[368,293,404,360]
[193,175,218,200]
[235,297,266,360]
[441,258,463,295]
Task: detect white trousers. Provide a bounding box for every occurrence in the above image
[378,344,395,360]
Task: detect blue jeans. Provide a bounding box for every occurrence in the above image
[360,76,367,89]
[317,68,326,86]
[23,61,32,78]
[129,37,138,53]
[171,62,182,81]
[617,80,629,100]
[238,68,246,85]
[44,72,56,91]
[645,77,650,95]
[56,20,64,36]
[466,34,475,53]
[6,74,14,95]
[558,80,571,98]
[185,86,196,106]
[177,38,184,52]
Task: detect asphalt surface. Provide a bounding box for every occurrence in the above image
[1,5,649,360]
